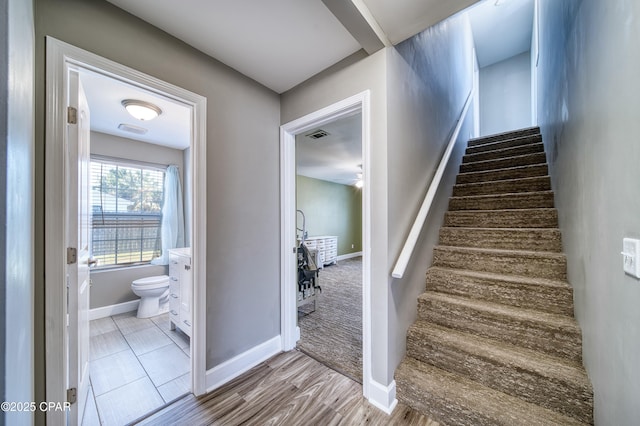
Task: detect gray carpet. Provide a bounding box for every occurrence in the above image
[297,256,362,383]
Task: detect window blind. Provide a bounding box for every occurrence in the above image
[90,159,165,268]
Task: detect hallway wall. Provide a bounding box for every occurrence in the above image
[480,51,532,136]
[536,0,640,423]
[387,12,475,385]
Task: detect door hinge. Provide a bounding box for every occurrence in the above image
[67,387,77,404]
[67,106,78,124]
[67,247,77,265]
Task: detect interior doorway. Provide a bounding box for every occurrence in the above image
[294,112,364,382]
[280,91,373,399]
[44,37,207,425]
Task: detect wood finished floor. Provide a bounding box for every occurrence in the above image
[137,350,437,425]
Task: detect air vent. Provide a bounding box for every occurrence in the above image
[305,129,329,140]
[118,123,148,135]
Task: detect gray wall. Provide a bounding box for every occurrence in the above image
[89,131,183,309]
[35,0,281,378]
[480,51,532,136]
[386,13,475,382]
[536,0,640,423]
[2,0,35,424]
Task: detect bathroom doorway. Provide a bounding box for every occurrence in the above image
[44,38,207,426]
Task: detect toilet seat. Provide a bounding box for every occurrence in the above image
[132,275,169,290]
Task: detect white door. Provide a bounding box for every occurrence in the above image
[67,68,91,425]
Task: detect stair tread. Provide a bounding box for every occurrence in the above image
[454,175,550,189]
[445,208,559,228]
[468,127,540,146]
[463,143,544,163]
[450,190,553,205]
[447,207,557,214]
[418,291,580,332]
[435,244,566,259]
[396,357,587,426]
[409,322,589,384]
[457,164,549,184]
[460,152,547,170]
[427,266,572,290]
[466,134,543,154]
[451,190,554,200]
[463,151,546,166]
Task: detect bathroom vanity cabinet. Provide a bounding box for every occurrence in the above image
[168,248,192,337]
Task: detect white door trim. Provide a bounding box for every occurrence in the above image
[44,37,208,424]
[279,91,373,399]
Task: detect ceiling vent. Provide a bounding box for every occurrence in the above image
[118,123,148,135]
[305,129,329,140]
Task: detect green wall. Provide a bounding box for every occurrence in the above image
[296,175,362,256]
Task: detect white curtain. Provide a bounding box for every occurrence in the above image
[151,165,185,265]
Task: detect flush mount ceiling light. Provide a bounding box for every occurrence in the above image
[121,99,162,121]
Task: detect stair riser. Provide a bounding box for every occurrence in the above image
[466,134,543,155]
[457,164,549,185]
[463,144,544,164]
[445,209,559,228]
[439,228,562,252]
[417,299,582,362]
[433,247,567,280]
[453,177,551,197]
[396,380,497,426]
[406,332,592,423]
[426,268,574,315]
[468,127,540,147]
[449,192,555,211]
[460,153,547,173]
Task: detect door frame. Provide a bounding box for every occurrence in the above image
[279,91,372,398]
[44,37,208,424]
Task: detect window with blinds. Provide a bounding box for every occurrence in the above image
[90,158,165,268]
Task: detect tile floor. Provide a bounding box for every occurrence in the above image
[82,311,191,426]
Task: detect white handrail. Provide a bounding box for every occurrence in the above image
[391,90,474,279]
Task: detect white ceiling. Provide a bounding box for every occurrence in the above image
[106,0,489,94]
[362,0,481,44]
[80,68,191,149]
[468,0,534,68]
[296,113,362,186]
[97,0,534,173]
[106,0,362,94]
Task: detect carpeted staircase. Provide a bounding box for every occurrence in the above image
[395,127,593,425]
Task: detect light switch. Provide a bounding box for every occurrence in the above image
[621,238,640,279]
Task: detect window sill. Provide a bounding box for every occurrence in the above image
[91,263,165,274]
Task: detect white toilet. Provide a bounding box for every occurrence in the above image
[131,275,170,318]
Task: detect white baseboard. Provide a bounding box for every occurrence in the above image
[337,251,363,261]
[367,378,398,415]
[205,335,282,392]
[89,299,139,320]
